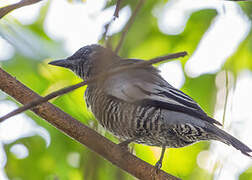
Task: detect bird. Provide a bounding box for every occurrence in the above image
[49,44,252,169]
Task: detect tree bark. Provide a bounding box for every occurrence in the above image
[0,0,42,19]
[0,67,180,180]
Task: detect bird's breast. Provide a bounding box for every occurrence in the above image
[84,85,198,148]
[85,86,163,141]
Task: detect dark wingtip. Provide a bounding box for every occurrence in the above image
[215,120,223,126]
[223,131,252,158]
[206,116,223,126]
[242,151,252,158]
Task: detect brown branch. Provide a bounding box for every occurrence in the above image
[102,19,114,48]
[227,0,252,1]
[114,0,123,18]
[0,0,42,19]
[222,70,229,126]
[0,51,187,122]
[0,68,180,180]
[115,0,145,54]
[102,0,122,47]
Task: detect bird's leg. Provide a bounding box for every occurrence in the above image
[155,146,166,171]
[118,137,138,150]
[118,133,148,151]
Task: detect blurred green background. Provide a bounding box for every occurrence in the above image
[0,0,252,180]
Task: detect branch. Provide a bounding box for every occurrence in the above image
[115,0,145,54]
[114,0,123,18]
[102,0,122,47]
[227,0,252,1]
[0,68,180,180]
[0,0,42,19]
[0,51,187,122]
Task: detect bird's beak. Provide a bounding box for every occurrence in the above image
[48,59,72,68]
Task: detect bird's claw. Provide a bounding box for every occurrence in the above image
[118,141,129,147]
[154,160,162,173]
[118,141,130,151]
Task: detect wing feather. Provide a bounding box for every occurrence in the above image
[102,59,222,126]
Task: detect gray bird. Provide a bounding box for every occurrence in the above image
[49,44,251,169]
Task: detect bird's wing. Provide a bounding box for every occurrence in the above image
[102,60,222,126]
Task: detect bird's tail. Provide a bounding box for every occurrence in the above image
[209,125,252,157]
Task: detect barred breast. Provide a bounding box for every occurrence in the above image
[85,85,168,145]
[84,85,220,147]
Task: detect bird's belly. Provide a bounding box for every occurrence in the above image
[86,89,207,148]
[88,96,157,140]
[88,96,197,148]
[134,135,195,147]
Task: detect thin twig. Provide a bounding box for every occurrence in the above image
[102,0,122,46]
[0,0,42,19]
[227,0,252,1]
[105,36,113,50]
[115,0,145,54]
[102,19,114,46]
[114,0,123,18]
[222,70,229,125]
[0,68,180,180]
[0,51,187,122]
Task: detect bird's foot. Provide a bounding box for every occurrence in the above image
[154,146,166,174]
[118,140,131,152]
[155,160,162,169]
[154,160,162,174]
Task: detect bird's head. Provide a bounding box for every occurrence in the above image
[49,44,118,79]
